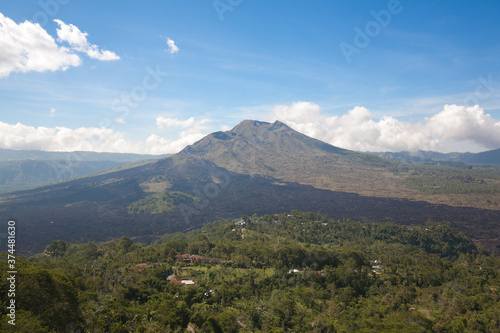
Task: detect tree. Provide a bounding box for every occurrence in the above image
[216,308,240,333]
[116,236,135,254]
[45,240,70,256]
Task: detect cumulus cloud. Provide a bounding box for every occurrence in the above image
[271,101,321,123]
[0,120,209,155]
[268,102,500,152]
[0,13,81,78]
[0,13,119,78]
[0,121,128,152]
[146,131,204,155]
[154,116,210,153]
[49,108,56,118]
[426,105,500,148]
[165,38,179,54]
[54,19,120,61]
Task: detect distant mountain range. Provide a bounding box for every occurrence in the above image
[0,149,167,194]
[0,148,167,162]
[1,120,499,255]
[371,149,500,165]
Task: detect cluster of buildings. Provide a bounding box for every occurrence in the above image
[370,259,384,275]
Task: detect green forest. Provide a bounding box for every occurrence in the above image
[1,212,500,332]
[128,192,198,215]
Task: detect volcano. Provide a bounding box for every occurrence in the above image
[2,120,499,255]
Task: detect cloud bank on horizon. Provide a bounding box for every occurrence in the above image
[269,102,500,153]
[0,116,208,155]
[0,103,499,155]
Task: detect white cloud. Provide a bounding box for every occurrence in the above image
[50,108,56,118]
[426,105,500,148]
[54,19,120,61]
[0,117,211,155]
[166,38,179,54]
[4,106,498,155]
[154,116,210,153]
[0,121,127,152]
[271,101,321,123]
[0,13,81,78]
[54,20,88,47]
[146,131,204,155]
[156,116,210,131]
[156,116,196,129]
[268,102,500,152]
[0,13,119,78]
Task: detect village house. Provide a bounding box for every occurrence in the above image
[169,277,197,285]
[235,219,246,226]
[370,260,384,275]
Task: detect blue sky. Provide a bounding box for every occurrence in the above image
[1,0,500,154]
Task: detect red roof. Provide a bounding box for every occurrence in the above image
[176,254,191,259]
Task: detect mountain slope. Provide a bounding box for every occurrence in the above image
[179,120,398,196]
[180,120,500,210]
[1,120,500,255]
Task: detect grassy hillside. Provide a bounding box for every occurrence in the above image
[128,191,198,214]
[4,211,499,332]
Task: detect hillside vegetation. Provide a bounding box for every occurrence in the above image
[373,149,500,165]
[392,164,500,210]
[128,191,198,214]
[2,212,499,332]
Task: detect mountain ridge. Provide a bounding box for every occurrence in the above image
[178,120,391,198]
[181,120,352,158]
[0,148,167,162]
[0,148,168,194]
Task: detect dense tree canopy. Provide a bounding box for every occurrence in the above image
[1,212,499,332]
